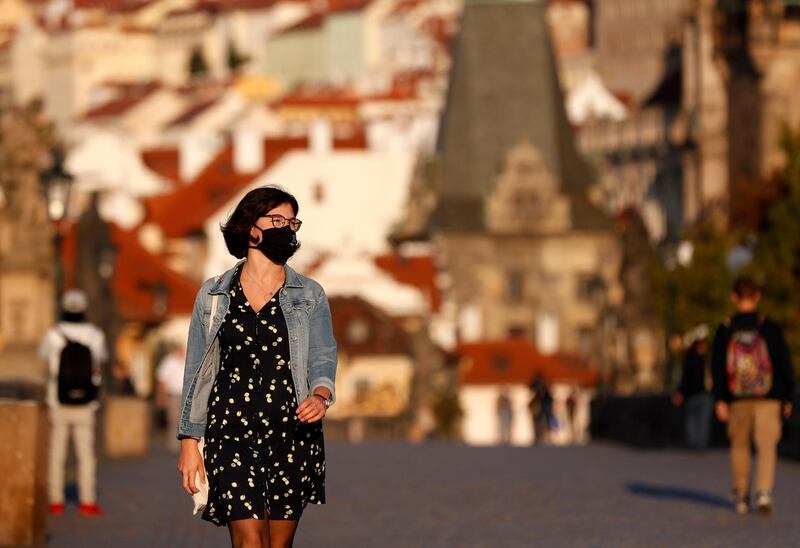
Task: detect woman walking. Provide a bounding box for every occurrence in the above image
[177,186,337,547]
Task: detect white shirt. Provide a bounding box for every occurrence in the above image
[38,321,108,409]
[156,351,186,397]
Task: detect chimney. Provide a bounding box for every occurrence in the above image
[309,118,332,154]
[536,311,559,355]
[180,132,222,182]
[233,128,265,174]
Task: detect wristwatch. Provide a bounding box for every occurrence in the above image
[313,393,332,408]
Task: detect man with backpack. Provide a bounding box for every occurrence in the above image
[711,277,795,515]
[38,289,107,517]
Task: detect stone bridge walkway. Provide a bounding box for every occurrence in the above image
[47,441,800,547]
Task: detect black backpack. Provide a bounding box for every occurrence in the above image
[56,330,98,405]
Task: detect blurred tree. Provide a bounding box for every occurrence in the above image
[653,223,734,338]
[730,173,784,233]
[431,387,462,440]
[746,124,800,366]
[226,40,249,73]
[188,46,209,78]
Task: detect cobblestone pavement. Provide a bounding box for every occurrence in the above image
[46,441,800,547]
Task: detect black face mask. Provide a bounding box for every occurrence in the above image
[250,225,300,264]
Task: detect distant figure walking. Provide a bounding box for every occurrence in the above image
[672,325,712,449]
[528,376,553,445]
[497,391,513,445]
[711,277,795,515]
[156,346,187,453]
[38,289,107,517]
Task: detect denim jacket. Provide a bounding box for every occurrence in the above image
[177,260,337,439]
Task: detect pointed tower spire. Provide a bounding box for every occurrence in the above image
[435,0,607,232]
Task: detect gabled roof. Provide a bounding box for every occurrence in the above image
[141,146,180,185]
[61,222,199,323]
[274,85,360,108]
[143,132,368,238]
[166,98,218,128]
[81,82,160,120]
[276,0,372,34]
[72,0,152,10]
[281,12,325,33]
[328,295,412,356]
[143,138,301,238]
[436,0,609,232]
[457,338,597,386]
[197,0,304,11]
[373,253,440,312]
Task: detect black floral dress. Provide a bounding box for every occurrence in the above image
[202,266,325,525]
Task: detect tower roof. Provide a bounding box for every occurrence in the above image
[435,0,609,232]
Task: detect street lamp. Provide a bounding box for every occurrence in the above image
[40,148,74,315]
[661,238,694,389]
[587,275,611,391]
[151,279,169,318]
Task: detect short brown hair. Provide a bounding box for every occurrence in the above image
[733,276,761,299]
[220,186,299,259]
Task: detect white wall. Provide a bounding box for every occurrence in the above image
[203,149,415,279]
[459,384,534,446]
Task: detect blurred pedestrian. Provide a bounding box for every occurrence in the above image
[177,186,337,547]
[528,375,553,445]
[38,289,107,517]
[711,277,795,515]
[497,390,513,445]
[672,325,713,449]
[156,345,186,453]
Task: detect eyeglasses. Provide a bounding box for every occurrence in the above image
[262,214,302,232]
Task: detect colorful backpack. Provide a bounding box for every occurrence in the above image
[725,317,773,397]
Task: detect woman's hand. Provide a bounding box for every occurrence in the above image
[178,438,206,495]
[296,392,328,423]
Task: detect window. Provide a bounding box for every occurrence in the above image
[577,326,594,357]
[354,378,371,402]
[347,318,370,344]
[506,270,525,302]
[577,274,605,304]
[492,355,510,372]
[313,181,325,203]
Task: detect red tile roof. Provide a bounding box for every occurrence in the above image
[166,98,218,128]
[197,0,305,11]
[388,0,424,17]
[282,12,325,32]
[142,132,367,238]
[61,222,199,323]
[141,147,181,186]
[72,0,152,10]
[81,82,160,120]
[277,0,372,34]
[274,85,360,109]
[373,253,440,312]
[457,339,597,386]
[329,295,412,356]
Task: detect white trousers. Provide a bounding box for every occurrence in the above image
[48,405,97,504]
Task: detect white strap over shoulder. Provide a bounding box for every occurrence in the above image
[208,293,219,335]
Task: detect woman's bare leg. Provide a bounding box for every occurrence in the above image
[228,518,268,548]
[268,518,299,548]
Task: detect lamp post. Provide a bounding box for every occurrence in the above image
[96,226,118,394]
[151,279,169,319]
[587,275,611,393]
[40,148,74,316]
[661,238,694,389]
